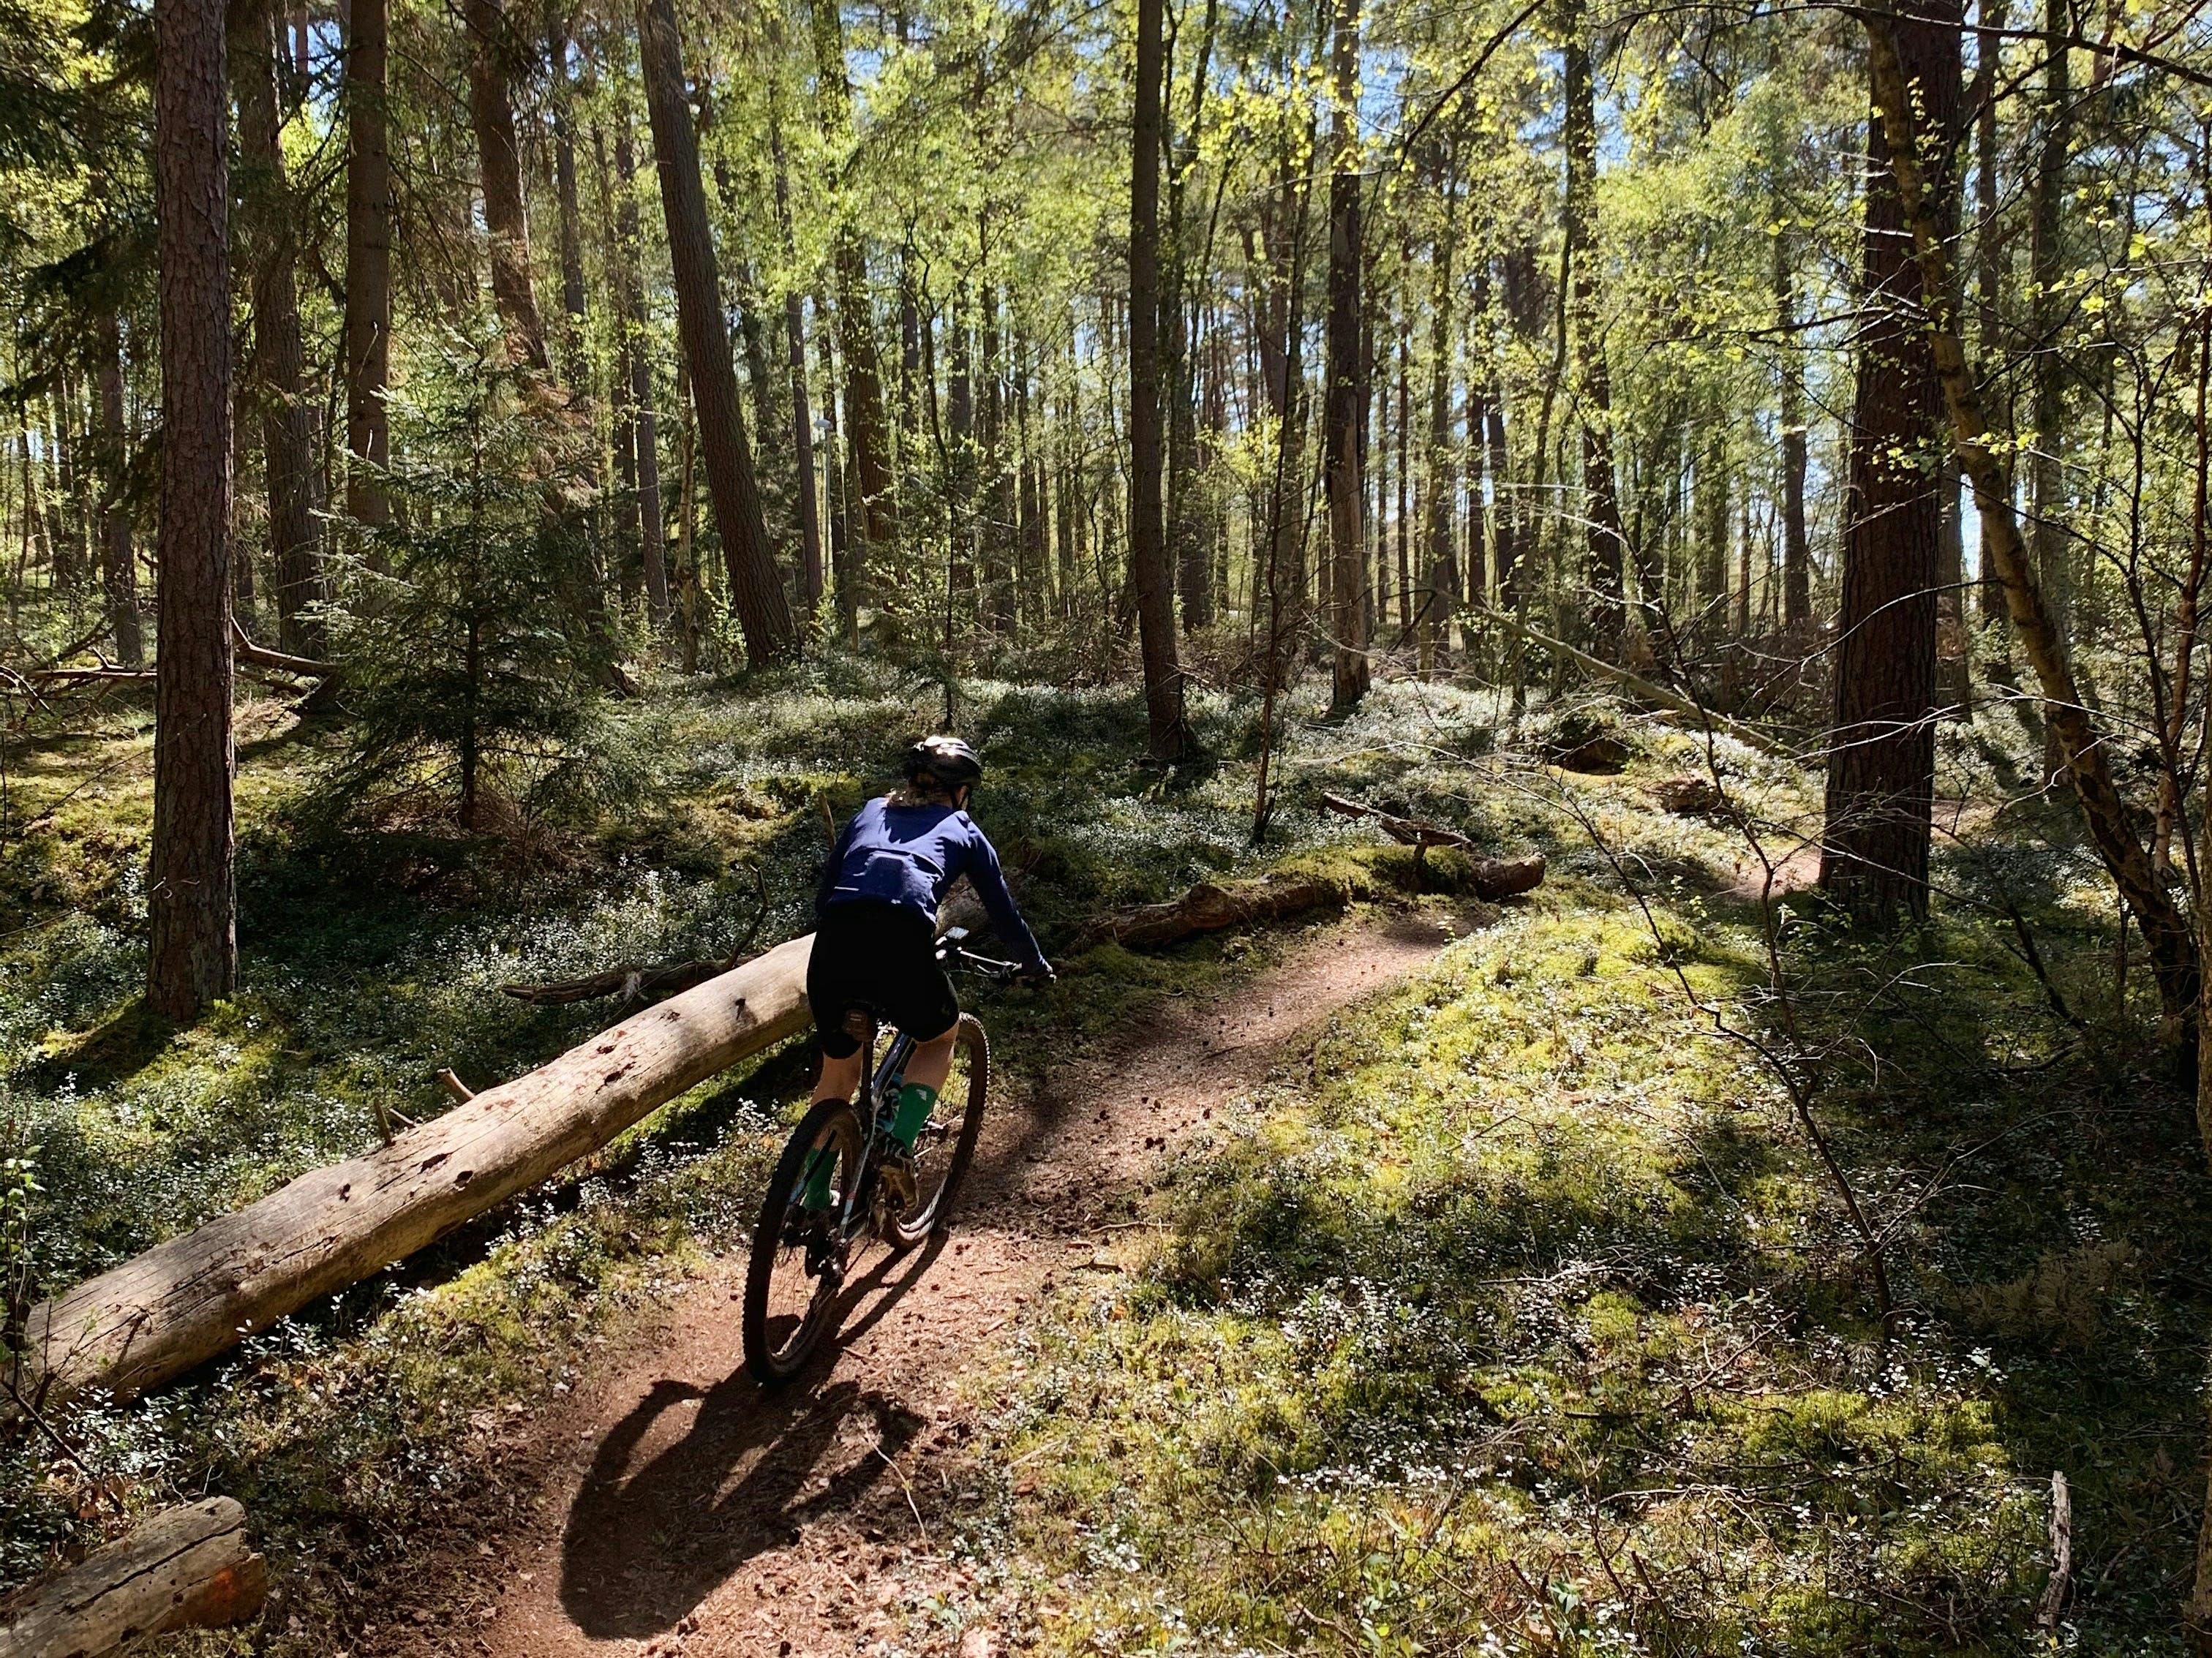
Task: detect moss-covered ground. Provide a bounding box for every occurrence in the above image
[2,660,2206,1656]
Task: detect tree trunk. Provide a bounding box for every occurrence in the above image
[462,0,551,374]
[94,315,144,668]
[0,1499,266,1657]
[1423,156,1459,662]
[23,936,815,1414]
[2028,0,2072,774]
[1777,227,1811,636]
[810,0,898,573]
[1563,0,1627,662]
[767,97,823,611]
[1972,0,2011,628]
[634,0,796,663]
[148,0,238,1022]
[612,121,669,628]
[1821,3,1960,929]
[233,0,323,657]
[342,0,391,525]
[1324,0,1369,709]
[549,8,590,388]
[1127,0,1189,756]
[1859,0,2197,1013]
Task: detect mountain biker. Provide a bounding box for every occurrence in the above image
[806,736,1052,1168]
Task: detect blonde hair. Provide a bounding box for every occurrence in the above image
[887,777,964,809]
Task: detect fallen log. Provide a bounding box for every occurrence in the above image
[20,934,813,1414]
[1317,794,1549,896]
[0,1498,265,1658]
[1079,875,1353,951]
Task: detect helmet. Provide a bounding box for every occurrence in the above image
[900,735,982,792]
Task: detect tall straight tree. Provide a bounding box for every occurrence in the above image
[1775,227,1810,636]
[1820,0,1962,925]
[810,0,898,586]
[1126,0,1188,756]
[1562,0,1627,661]
[547,7,590,387]
[601,118,669,627]
[94,314,143,666]
[342,0,391,524]
[1323,0,1369,709]
[634,0,796,663]
[768,90,824,611]
[463,0,552,374]
[233,0,323,653]
[148,0,237,1020]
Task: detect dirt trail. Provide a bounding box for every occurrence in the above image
[387,911,1457,1658]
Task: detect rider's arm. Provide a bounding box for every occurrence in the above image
[816,807,860,913]
[958,822,1049,973]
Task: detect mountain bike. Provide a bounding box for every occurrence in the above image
[742,927,1020,1384]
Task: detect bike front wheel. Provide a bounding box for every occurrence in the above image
[743,1098,864,1385]
[884,1012,990,1249]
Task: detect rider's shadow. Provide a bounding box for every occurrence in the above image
[557,1239,942,1638]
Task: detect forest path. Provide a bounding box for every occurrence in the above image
[391,908,1459,1658]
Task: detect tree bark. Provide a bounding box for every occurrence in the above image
[1324,0,1369,709]
[1424,155,1459,658]
[1972,0,2011,628]
[233,0,323,656]
[612,120,669,628]
[1777,227,1811,636]
[462,0,550,375]
[22,937,814,1414]
[1860,0,2197,1014]
[0,1499,266,1657]
[94,314,144,668]
[634,0,796,663]
[767,97,823,611]
[549,7,590,388]
[1127,0,1189,756]
[342,0,391,525]
[810,0,898,574]
[2028,0,2072,772]
[1562,0,1627,661]
[148,0,238,1022]
[1821,1,1960,928]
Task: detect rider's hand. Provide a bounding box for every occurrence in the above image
[1020,962,1057,988]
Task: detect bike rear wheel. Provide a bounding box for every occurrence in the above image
[743,1098,864,1384]
[885,1013,990,1248]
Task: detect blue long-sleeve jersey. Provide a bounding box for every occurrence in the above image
[817,797,1047,971]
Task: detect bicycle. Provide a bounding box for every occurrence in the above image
[742,927,1022,1384]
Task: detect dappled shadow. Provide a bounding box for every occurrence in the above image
[554,1235,941,1638]
[28,995,173,1091]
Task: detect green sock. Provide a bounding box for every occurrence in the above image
[890,1082,938,1148]
[800,1145,837,1209]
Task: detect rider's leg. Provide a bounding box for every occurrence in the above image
[813,1048,864,1107]
[801,1047,865,1207]
[889,1021,960,1147]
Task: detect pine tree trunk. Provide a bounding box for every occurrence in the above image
[1423,157,1459,662]
[1466,268,1491,614]
[634,0,794,663]
[549,10,590,388]
[462,0,550,374]
[1776,227,1811,636]
[1562,0,1627,662]
[614,123,669,629]
[1972,0,2011,629]
[94,315,143,666]
[342,0,391,526]
[234,0,323,655]
[1821,0,1960,927]
[1324,0,1369,709]
[2028,0,2072,772]
[148,0,238,1022]
[767,99,823,611]
[1127,0,1189,756]
[811,0,898,573]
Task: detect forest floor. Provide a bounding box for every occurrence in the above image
[6,657,2211,1656]
[385,909,1464,1658]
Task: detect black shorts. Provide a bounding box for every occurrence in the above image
[808,900,960,1059]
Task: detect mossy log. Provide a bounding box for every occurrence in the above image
[18,935,814,1415]
[0,1498,265,1657]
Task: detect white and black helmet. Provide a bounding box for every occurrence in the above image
[900,734,983,791]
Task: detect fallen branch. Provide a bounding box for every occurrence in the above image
[0,1498,265,1658]
[1078,875,1355,951]
[1478,605,1791,758]
[229,619,340,680]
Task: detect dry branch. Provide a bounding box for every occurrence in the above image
[1479,604,1791,758]
[18,935,813,1414]
[1078,875,1355,950]
[0,1498,265,1658]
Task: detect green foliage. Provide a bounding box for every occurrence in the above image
[326,352,621,832]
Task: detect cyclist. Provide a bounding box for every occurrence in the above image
[805,736,1052,1177]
